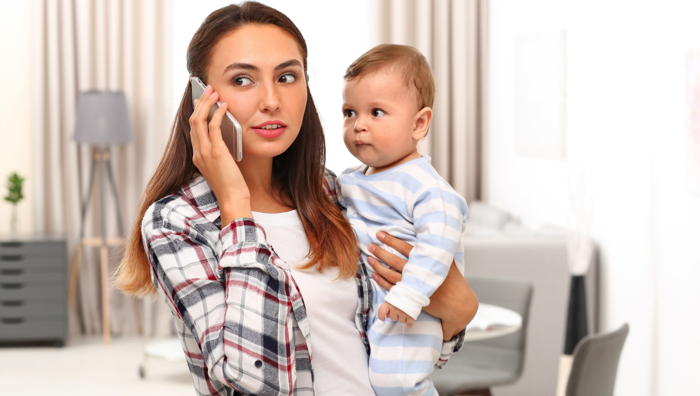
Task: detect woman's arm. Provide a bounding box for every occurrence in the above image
[144,203,304,395]
[367,231,478,341]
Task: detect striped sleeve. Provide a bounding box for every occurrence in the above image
[383,179,469,319]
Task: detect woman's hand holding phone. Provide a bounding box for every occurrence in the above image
[189,84,252,224]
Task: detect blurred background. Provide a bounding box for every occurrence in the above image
[0,1,698,395]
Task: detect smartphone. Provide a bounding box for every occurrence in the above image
[191,76,243,161]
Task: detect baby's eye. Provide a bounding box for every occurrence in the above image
[371,109,385,117]
[279,73,297,83]
[233,76,253,86]
[344,109,356,118]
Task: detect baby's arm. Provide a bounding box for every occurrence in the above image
[382,181,468,320]
[378,301,414,328]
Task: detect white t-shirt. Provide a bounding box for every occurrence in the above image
[252,210,374,395]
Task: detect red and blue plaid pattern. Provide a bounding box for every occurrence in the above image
[142,170,462,395]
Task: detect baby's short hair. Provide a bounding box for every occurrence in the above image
[344,44,435,110]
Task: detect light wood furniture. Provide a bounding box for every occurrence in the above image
[67,148,140,344]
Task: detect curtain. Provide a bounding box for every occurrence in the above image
[372,0,488,202]
[31,0,174,337]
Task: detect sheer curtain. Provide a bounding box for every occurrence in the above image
[31,0,174,337]
[372,0,488,202]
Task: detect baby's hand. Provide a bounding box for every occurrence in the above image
[377,302,414,328]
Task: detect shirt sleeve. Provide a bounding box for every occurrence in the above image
[143,202,306,396]
[323,168,340,205]
[436,329,466,369]
[383,180,468,319]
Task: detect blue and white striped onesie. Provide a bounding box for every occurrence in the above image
[337,156,468,396]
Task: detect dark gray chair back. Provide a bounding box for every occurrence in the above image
[461,276,534,375]
[566,323,629,396]
[431,276,533,394]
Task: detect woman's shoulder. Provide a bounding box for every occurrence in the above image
[142,175,219,234]
[322,168,339,200]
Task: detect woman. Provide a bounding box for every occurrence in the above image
[115,2,478,395]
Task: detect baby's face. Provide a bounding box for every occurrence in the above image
[342,70,423,173]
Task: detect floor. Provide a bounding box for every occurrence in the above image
[0,336,194,396]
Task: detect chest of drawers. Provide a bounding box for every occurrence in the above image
[0,235,67,346]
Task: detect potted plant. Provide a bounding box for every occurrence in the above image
[4,172,25,234]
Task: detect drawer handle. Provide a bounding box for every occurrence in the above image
[0,283,24,289]
[0,242,22,248]
[1,300,24,307]
[0,269,23,276]
[1,317,25,324]
[1,255,24,262]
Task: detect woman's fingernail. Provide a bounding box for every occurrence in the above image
[367,257,375,265]
[205,85,211,94]
[377,232,386,240]
[368,244,376,253]
[372,273,379,281]
[210,90,217,99]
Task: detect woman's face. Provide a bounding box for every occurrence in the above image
[205,24,307,161]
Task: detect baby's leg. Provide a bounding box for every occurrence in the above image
[367,310,443,396]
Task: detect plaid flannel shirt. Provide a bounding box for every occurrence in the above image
[142,169,465,396]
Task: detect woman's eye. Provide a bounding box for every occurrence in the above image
[279,73,297,83]
[233,76,253,86]
[344,109,356,118]
[371,109,385,117]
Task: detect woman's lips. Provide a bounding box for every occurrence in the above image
[252,121,287,138]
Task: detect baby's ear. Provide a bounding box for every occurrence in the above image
[413,107,433,140]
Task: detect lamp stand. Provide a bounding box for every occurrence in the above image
[67,147,142,344]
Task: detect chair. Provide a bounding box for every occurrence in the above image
[565,323,629,396]
[430,276,534,396]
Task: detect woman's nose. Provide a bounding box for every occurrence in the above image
[260,81,280,112]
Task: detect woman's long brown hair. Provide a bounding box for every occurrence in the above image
[115,2,359,296]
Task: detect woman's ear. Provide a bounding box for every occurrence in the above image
[413,107,433,140]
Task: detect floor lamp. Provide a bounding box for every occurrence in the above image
[67,91,140,344]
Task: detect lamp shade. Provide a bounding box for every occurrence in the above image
[74,91,133,145]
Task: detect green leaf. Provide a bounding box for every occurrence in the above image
[4,172,25,204]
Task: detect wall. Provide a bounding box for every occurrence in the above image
[0,1,33,235]
[487,1,700,395]
[172,0,372,176]
[0,0,372,232]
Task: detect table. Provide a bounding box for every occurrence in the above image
[463,303,522,342]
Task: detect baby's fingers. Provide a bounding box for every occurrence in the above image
[377,303,389,322]
[388,309,400,322]
[406,317,414,329]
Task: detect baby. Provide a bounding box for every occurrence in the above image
[337,44,469,395]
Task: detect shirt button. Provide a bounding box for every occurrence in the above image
[255,360,263,368]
